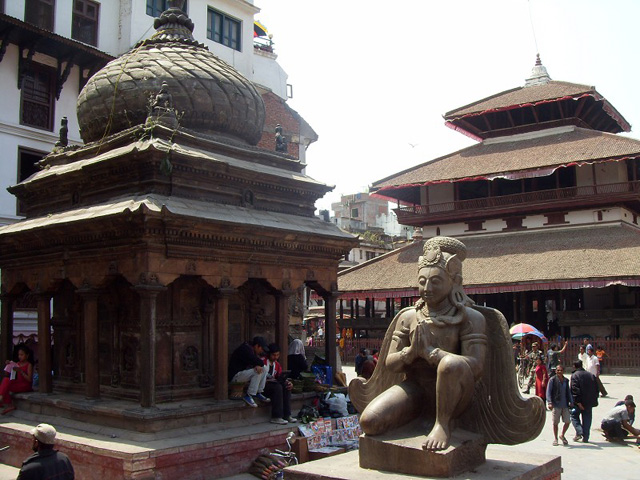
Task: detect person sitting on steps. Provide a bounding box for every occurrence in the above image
[263,343,297,425]
[228,336,271,408]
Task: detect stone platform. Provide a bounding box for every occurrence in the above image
[359,425,487,477]
[0,392,315,479]
[284,448,561,480]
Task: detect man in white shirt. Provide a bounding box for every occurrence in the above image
[585,346,608,397]
[577,345,588,366]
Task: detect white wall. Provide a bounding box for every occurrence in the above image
[252,50,288,99]
[595,161,625,185]
[0,45,84,224]
[575,163,594,187]
[428,183,454,205]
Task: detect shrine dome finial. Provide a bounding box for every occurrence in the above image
[77,1,265,145]
[525,53,551,87]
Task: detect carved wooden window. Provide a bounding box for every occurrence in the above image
[72,0,99,46]
[24,0,55,31]
[20,63,55,131]
[146,0,188,17]
[17,147,46,216]
[207,8,241,51]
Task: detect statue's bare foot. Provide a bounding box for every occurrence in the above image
[422,423,450,451]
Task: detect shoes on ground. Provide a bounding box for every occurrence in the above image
[286,416,298,423]
[270,418,288,425]
[573,434,582,442]
[1,405,15,415]
[552,439,558,446]
[253,393,271,403]
[242,394,258,408]
[560,436,568,445]
[582,438,589,443]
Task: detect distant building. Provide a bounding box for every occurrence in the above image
[339,56,640,340]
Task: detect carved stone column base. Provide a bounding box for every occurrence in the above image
[359,423,486,478]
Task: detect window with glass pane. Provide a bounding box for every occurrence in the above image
[146,0,187,17]
[24,0,55,31]
[20,64,55,131]
[72,0,99,46]
[207,8,241,51]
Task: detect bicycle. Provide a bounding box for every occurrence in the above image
[250,432,298,479]
[517,357,529,389]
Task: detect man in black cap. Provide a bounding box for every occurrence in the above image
[229,336,271,407]
[18,423,74,479]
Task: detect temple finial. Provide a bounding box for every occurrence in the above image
[525,53,551,87]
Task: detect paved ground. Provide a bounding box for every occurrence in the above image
[228,367,640,480]
[2,367,638,479]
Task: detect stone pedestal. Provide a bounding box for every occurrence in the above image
[284,448,562,480]
[359,424,486,478]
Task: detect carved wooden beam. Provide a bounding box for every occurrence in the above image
[17,42,37,90]
[56,55,75,100]
[530,105,539,123]
[574,96,588,117]
[0,26,14,64]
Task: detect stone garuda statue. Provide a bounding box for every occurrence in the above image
[349,236,544,451]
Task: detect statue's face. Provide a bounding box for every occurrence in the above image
[418,266,452,307]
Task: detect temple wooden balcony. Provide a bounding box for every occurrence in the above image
[558,308,640,327]
[395,180,640,226]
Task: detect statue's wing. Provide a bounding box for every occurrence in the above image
[461,305,545,444]
[348,307,410,413]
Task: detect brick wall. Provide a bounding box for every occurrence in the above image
[257,92,301,159]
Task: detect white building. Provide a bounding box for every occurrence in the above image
[0,0,314,336]
[0,0,306,225]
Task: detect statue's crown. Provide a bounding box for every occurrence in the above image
[418,236,466,272]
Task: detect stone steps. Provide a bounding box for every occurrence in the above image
[0,392,315,478]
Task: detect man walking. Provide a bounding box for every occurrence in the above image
[601,399,640,442]
[570,360,598,442]
[585,345,608,397]
[17,423,74,480]
[546,364,573,446]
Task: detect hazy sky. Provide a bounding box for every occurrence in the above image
[256,0,640,212]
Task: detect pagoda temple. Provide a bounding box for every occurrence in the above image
[0,2,356,410]
[338,56,640,339]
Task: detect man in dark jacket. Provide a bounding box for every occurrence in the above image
[229,336,270,407]
[18,423,74,480]
[570,360,598,442]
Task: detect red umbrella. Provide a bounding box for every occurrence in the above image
[509,323,540,335]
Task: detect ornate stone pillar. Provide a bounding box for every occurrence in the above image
[0,292,14,365]
[214,284,236,401]
[323,290,341,381]
[78,288,100,399]
[36,293,53,394]
[275,286,292,371]
[133,282,166,408]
